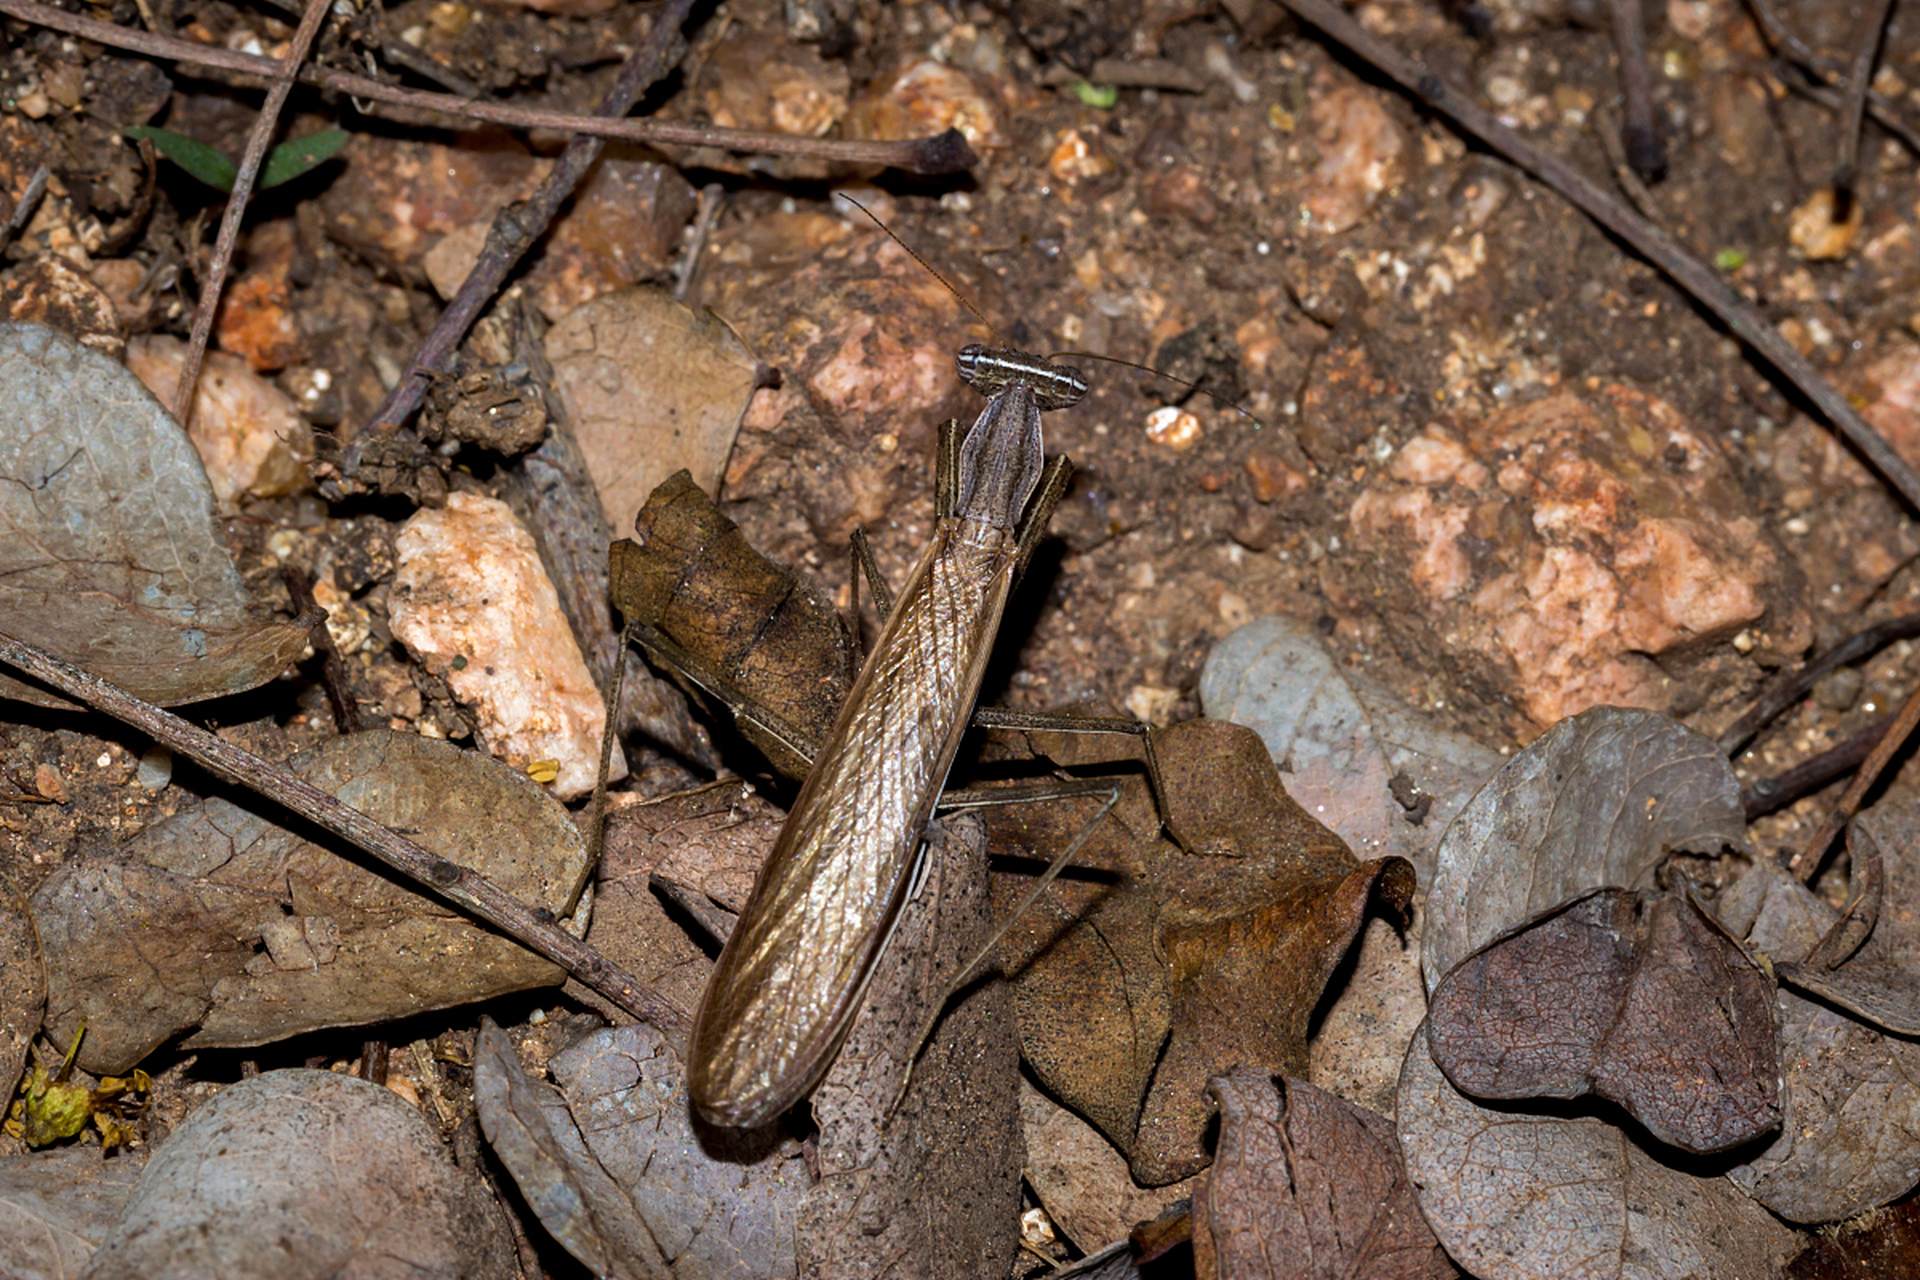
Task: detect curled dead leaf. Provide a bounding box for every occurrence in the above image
[997,718,1414,1185]
[1423,706,1746,994]
[1427,885,1779,1155]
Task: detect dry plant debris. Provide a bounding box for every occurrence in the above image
[4,0,1920,1274]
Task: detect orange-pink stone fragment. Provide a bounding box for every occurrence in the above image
[1349,387,1808,727]
[390,493,622,800]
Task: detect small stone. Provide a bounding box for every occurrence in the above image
[125,335,314,502]
[137,746,173,792]
[1244,449,1309,503]
[1812,667,1863,712]
[846,59,1007,153]
[214,221,305,372]
[1300,85,1405,235]
[389,493,623,800]
[1047,127,1116,186]
[32,762,67,803]
[1145,406,1202,450]
[1789,189,1863,261]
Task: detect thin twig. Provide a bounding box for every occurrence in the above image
[282,566,361,734]
[377,38,483,99]
[1608,0,1665,179]
[1271,0,1920,517]
[1832,0,1895,206]
[0,627,693,1041]
[172,0,330,428]
[1718,608,1920,755]
[1593,100,1663,223]
[1743,0,1920,157]
[1781,70,1920,158]
[675,181,726,303]
[0,0,971,175]
[1788,676,1920,882]
[348,0,703,450]
[1743,715,1887,819]
[1,163,50,253]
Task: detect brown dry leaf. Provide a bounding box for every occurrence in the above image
[1422,707,1746,993]
[610,471,855,779]
[1192,1071,1457,1280]
[1398,1018,1799,1280]
[996,718,1415,1186]
[1021,1079,1195,1253]
[1427,886,1779,1155]
[35,730,586,1075]
[570,779,781,1022]
[0,323,311,709]
[1719,859,1920,1222]
[548,287,762,530]
[481,813,1022,1279]
[0,1145,148,1280]
[82,1070,515,1280]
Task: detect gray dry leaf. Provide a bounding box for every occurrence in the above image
[479,813,1022,1280]
[1426,887,1779,1155]
[474,1018,808,1280]
[547,287,762,530]
[1397,1020,1798,1280]
[1422,706,1746,993]
[0,1146,147,1280]
[1771,800,1920,1035]
[1192,1071,1456,1280]
[1720,857,1920,1222]
[0,322,310,708]
[34,730,587,1075]
[80,1070,514,1280]
[1201,614,1503,880]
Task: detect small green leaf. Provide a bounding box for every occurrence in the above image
[124,125,237,192]
[1713,247,1749,273]
[1069,81,1118,109]
[259,129,350,189]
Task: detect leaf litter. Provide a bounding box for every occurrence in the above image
[11,0,1920,1274]
[476,811,1021,1280]
[990,716,1415,1187]
[0,323,312,708]
[32,730,589,1075]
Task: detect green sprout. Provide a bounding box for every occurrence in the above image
[1069,81,1119,109]
[123,125,350,193]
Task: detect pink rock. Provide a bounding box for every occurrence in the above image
[390,493,623,800]
[1301,84,1405,236]
[126,335,313,502]
[846,59,1008,154]
[1348,387,1809,728]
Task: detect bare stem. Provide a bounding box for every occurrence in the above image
[0,627,692,1041]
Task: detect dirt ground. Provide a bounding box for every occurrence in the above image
[5,0,1920,1273]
